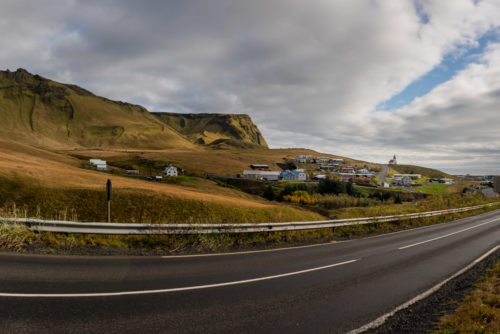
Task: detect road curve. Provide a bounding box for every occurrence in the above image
[0,210,499,333]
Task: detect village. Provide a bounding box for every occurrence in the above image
[85,154,483,196]
[240,154,460,191]
[241,155,376,183]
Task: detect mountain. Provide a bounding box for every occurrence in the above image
[152,112,268,148]
[0,69,194,149]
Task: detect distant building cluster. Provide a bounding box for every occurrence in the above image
[456,175,496,182]
[89,158,178,179]
[242,155,376,182]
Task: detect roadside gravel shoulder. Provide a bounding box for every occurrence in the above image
[365,248,500,333]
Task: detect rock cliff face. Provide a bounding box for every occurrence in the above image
[152,112,268,148]
[0,69,193,149]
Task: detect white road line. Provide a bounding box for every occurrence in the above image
[0,259,359,298]
[161,242,338,258]
[165,210,500,259]
[398,218,500,250]
[347,245,499,334]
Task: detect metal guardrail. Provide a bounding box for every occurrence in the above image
[0,203,498,235]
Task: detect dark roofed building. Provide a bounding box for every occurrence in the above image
[250,164,269,170]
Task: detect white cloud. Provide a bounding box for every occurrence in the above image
[1,0,500,173]
[367,42,500,173]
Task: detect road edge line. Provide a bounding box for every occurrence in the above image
[347,244,500,334]
[164,210,500,259]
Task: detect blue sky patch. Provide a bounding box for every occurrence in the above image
[376,30,499,112]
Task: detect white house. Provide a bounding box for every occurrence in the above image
[392,174,422,180]
[90,159,107,171]
[162,165,178,177]
[441,178,454,185]
[243,170,281,181]
[319,165,337,172]
[315,157,330,163]
[297,155,313,163]
[392,175,412,186]
[89,159,106,165]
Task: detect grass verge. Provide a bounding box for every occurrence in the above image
[1,204,498,256]
[0,176,323,224]
[434,260,500,333]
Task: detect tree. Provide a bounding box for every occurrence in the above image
[263,185,275,201]
[346,182,354,196]
[394,194,402,204]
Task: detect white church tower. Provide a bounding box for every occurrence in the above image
[388,154,398,165]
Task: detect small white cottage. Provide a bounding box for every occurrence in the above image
[162,165,178,177]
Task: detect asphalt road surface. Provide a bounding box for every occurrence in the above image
[376,164,389,185]
[1,210,499,333]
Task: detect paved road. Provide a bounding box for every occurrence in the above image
[0,210,499,333]
[376,164,389,185]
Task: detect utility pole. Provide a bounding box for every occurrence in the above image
[106,179,112,223]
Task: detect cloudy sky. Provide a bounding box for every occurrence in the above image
[2,0,500,174]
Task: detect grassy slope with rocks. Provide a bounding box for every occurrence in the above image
[0,68,194,150]
[152,112,268,148]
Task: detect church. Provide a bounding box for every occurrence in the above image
[388,154,398,165]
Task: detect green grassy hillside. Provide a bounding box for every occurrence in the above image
[0,69,194,150]
[389,164,453,179]
[152,112,268,148]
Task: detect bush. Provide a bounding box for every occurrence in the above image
[283,191,317,205]
[262,185,275,201]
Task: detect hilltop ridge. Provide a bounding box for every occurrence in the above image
[0,68,195,150]
[152,112,268,148]
[0,69,270,151]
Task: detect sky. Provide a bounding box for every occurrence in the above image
[2,0,500,175]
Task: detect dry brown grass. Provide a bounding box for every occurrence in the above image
[435,261,500,334]
[65,147,376,176]
[0,138,280,208]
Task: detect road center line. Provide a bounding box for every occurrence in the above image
[0,258,359,298]
[398,218,500,250]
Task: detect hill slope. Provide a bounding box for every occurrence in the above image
[152,112,268,148]
[0,69,194,150]
[389,164,453,179]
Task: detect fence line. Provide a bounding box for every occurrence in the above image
[0,203,498,235]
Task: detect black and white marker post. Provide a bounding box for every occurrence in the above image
[106,179,112,223]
